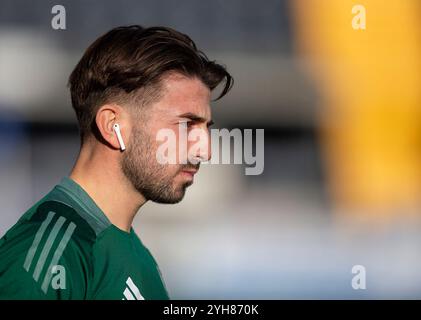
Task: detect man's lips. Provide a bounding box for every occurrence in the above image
[180,168,198,178]
[182,169,197,174]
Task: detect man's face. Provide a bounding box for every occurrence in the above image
[121,74,212,203]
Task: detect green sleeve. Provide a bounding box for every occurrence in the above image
[0,201,96,300]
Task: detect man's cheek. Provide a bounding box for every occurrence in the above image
[155,128,177,165]
[155,126,190,165]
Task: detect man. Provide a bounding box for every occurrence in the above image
[0,25,232,299]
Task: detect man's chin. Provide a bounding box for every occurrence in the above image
[150,184,190,204]
[151,194,184,204]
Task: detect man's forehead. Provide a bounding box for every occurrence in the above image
[162,74,210,101]
[153,74,211,118]
[154,103,212,123]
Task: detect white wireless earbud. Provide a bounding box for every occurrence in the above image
[113,123,126,151]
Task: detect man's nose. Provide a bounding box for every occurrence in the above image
[189,128,211,163]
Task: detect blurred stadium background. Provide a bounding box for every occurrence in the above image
[1,0,421,298]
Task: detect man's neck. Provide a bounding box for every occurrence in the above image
[69,145,147,233]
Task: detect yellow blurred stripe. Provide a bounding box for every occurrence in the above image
[290,0,421,221]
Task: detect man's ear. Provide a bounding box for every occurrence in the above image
[95,104,128,150]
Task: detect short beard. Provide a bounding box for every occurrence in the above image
[120,125,191,204]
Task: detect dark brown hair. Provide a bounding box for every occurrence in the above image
[68,25,233,144]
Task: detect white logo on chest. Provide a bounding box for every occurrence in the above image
[122,277,145,300]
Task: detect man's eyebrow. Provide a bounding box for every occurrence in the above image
[178,112,214,126]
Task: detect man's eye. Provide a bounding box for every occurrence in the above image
[179,120,193,127]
